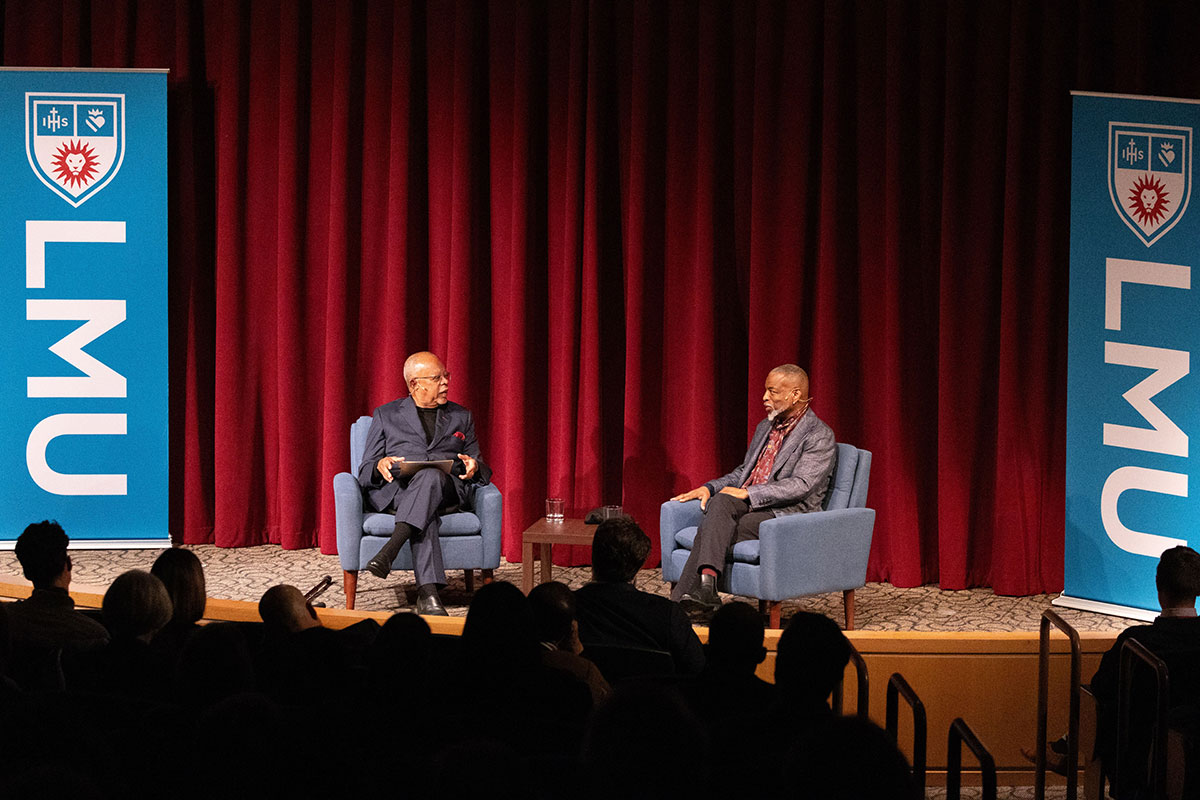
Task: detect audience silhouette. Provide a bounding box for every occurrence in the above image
[677,602,777,796]
[458,581,593,748]
[771,610,917,798]
[680,601,774,724]
[574,516,705,677]
[65,570,174,701]
[529,580,612,705]
[583,680,710,800]
[774,609,852,715]
[785,713,920,799]
[6,520,107,690]
[149,547,208,667]
[0,523,929,798]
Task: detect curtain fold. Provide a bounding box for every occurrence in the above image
[12,0,1199,593]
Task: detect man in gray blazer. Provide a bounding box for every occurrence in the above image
[669,365,836,616]
[357,351,492,615]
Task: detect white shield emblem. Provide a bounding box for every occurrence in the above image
[1109,122,1192,247]
[26,92,125,207]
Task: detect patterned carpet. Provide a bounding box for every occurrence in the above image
[926,789,1067,800]
[0,542,1132,633]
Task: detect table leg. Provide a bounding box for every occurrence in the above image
[540,542,553,584]
[522,540,534,594]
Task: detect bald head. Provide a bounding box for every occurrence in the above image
[403,351,450,408]
[769,364,809,397]
[403,351,442,385]
[259,584,321,633]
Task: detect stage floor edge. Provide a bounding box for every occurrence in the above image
[1052,593,1157,622]
[0,539,172,551]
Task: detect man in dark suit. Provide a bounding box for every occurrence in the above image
[357,351,492,615]
[574,517,705,676]
[1088,546,1200,796]
[670,364,837,615]
[1025,546,1200,793]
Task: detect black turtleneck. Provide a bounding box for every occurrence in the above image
[416,405,438,445]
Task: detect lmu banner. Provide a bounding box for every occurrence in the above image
[1064,92,1200,619]
[0,69,167,547]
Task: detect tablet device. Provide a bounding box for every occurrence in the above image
[389,459,454,477]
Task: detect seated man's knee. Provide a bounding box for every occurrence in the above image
[407,467,443,488]
[735,518,761,539]
[705,492,738,513]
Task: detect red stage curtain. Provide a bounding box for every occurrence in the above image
[9,0,1200,593]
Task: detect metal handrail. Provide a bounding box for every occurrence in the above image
[947,717,997,800]
[831,643,869,718]
[850,646,869,718]
[1036,609,1081,800]
[1117,638,1170,800]
[885,672,927,792]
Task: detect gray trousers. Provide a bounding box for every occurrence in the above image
[386,467,459,587]
[669,492,774,601]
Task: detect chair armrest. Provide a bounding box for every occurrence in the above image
[756,508,876,600]
[333,472,366,570]
[475,483,503,569]
[660,500,703,559]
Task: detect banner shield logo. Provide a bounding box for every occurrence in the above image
[1109,122,1192,247]
[26,93,125,207]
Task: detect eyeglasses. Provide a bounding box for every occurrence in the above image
[414,371,451,384]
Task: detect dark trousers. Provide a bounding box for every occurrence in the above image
[670,493,774,601]
[386,467,459,587]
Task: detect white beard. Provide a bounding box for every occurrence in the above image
[768,398,807,422]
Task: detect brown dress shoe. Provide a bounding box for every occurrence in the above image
[1021,744,1069,777]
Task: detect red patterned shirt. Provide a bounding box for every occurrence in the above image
[743,410,804,488]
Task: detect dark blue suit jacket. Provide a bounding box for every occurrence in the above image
[356,397,493,513]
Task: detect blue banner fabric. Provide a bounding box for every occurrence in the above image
[0,69,168,546]
[1067,92,1200,615]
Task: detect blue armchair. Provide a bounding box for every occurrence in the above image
[660,443,874,629]
[333,415,502,609]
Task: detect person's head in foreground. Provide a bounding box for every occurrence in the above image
[15,520,71,589]
[258,584,322,634]
[706,601,767,675]
[151,547,208,627]
[774,611,851,704]
[529,580,580,651]
[591,516,651,584]
[103,570,173,642]
[1157,545,1200,612]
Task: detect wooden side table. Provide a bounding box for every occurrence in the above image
[521,517,596,593]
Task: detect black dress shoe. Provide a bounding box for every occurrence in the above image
[415,591,449,616]
[679,573,722,616]
[364,524,414,580]
[364,553,392,579]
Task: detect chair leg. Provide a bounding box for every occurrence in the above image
[768,601,782,629]
[464,569,475,593]
[481,569,495,584]
[843,589,855,630]
[344,570,358,610]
